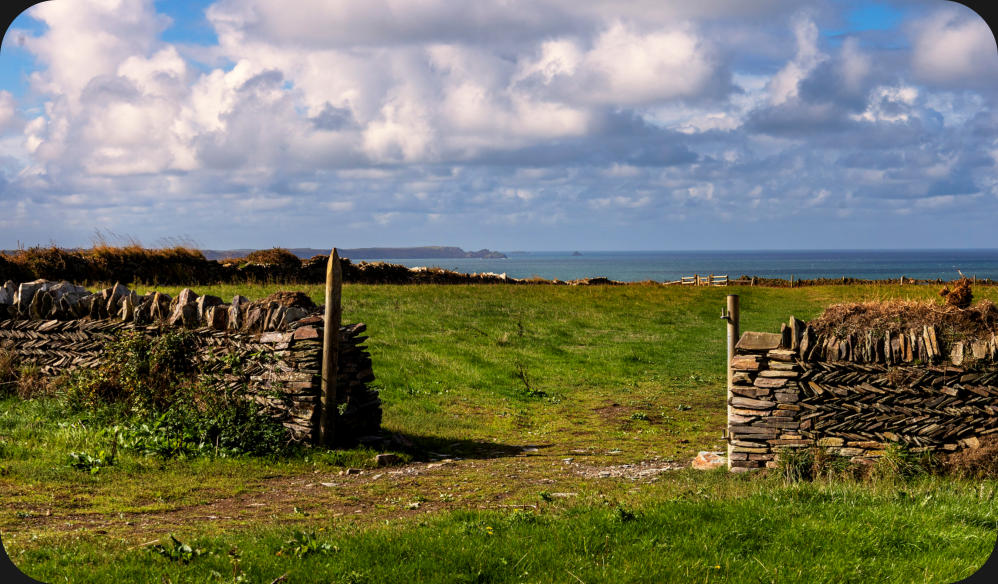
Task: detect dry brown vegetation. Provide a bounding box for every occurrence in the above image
[0,346,54,399]
[808,296,998,343]
[939,277,973,308]
[940,435,998,478]
[258,290,318,310]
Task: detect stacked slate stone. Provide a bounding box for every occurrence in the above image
[0,318,133,375]
[0,280,381,446]
[728,331,805,472]
[728,315,998,472]
[0,280,314,333]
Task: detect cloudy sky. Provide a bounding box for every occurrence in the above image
[0,0,996,251]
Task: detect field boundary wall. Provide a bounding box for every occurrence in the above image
[0,279,380,445]
[727,318,998,471]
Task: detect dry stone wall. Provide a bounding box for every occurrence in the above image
[0,279,380,445]
[727,320,998,472]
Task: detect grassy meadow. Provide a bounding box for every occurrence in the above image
[1,283,996,582]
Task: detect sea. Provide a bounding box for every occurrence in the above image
[355,249,998,283]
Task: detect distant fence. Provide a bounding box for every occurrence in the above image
[681,274,728,286]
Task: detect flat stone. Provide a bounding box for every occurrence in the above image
[753,377,788,389]
[816,437,844,447]
[776,404,801,411]
[766,349,796,361]
[731,371,752,384]
[730,426,779,437]
[174,288,198,309]
[774,392,799,403]
[293,326,321,340]
[260,331,292,343]
[16,280,47,314]
[728,413,757,424]
[730,407,772,417]
[789,317,806,351]
[691,451,726,470]
[959,437,980,449]
[730,355,763,371]
[729,396,776,409]
[206,305,229,331]
[846,441,883,449]
[828,447,864,457]
[768,361,799,371]
[731,385,765,398]
[950,342,964,366]
[297,315,324,326]
[757,370,799,378]
[736,332,783,351]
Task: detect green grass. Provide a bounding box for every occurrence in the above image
[2,283,997,582]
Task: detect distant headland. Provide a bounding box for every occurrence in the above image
[201,246,507,260]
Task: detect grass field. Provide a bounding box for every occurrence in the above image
[1,283,996,582]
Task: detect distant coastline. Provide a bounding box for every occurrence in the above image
[201,246,507,260]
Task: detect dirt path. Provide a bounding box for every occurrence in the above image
[5,454,691,544]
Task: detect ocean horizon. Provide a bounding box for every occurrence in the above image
[351,249,998,283]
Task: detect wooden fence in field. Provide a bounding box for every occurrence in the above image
[681,274,729,286]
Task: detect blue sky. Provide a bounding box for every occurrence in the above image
[0,0,996,251]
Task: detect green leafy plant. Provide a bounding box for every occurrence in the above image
[148,534,205,563]
[277,530,338,559]
[67,449,115,474]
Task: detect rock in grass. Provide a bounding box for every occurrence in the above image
[692,451,726,470]
[374,453,401,467]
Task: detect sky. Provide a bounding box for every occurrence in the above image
[0,0,996,251]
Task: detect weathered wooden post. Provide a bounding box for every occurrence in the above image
[320,248,342,446]
[722,295,739,466]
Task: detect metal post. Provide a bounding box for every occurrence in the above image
[320,249,342,446]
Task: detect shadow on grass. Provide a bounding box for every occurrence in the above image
[367,431,547,462]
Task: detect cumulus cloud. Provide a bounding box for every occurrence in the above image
[1,0,997,249]
[909,6,998,85]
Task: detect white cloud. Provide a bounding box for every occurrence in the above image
[910,7,997,84]
[838,37,871,93]
[0,91,22,134]
[851,85,919,123]
[1,0,996,250]
[767,14,825,105]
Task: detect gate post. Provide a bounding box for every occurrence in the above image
[723,295,739,467]
[321,249,342,446]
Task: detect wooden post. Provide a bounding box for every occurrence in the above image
[900,275,904,286]
[320,249,342,446]
[724,295,739,469]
